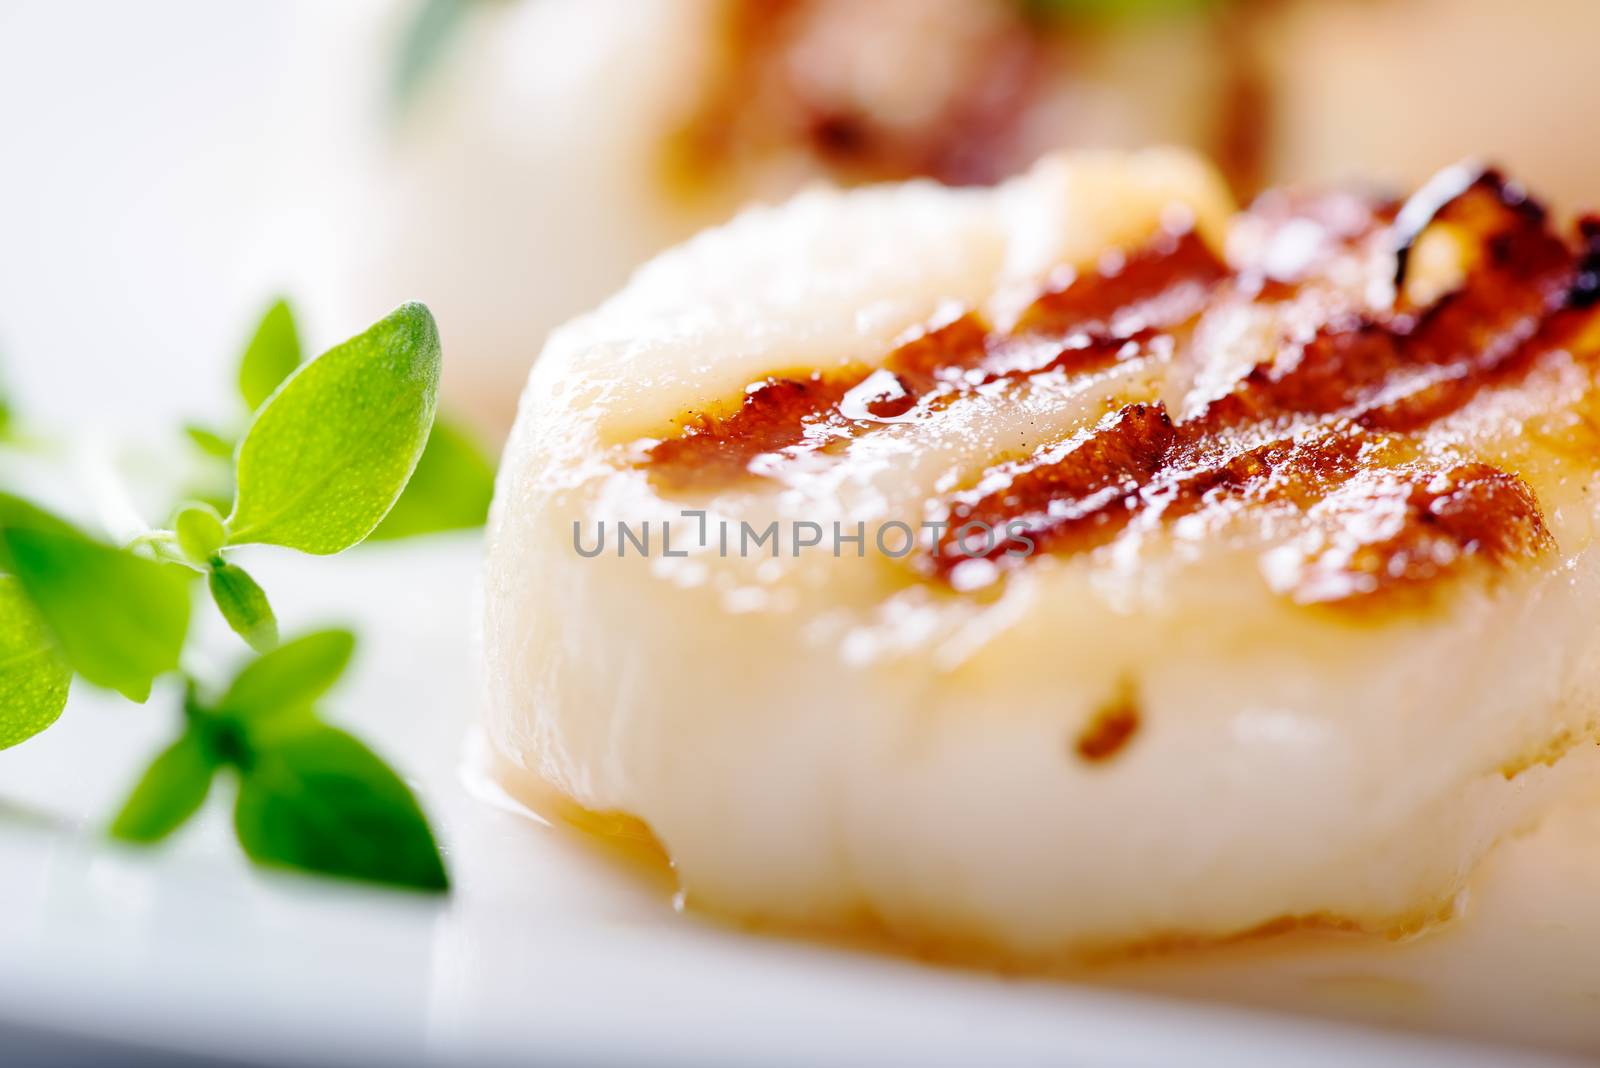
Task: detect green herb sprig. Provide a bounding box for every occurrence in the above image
[0,300,477,894]
[179,297,494,560]
[113,631,447,891]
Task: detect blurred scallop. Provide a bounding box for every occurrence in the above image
[305,0,1600,434]
[307,0,1246,431]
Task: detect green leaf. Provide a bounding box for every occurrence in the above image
[238,298,302,412]
[217,628,354,721]
[0,575,72,750]
[183,423,236,460]
[391,0,474,116]
[110,728,217,843]
[208,563,279,653]
[233,724,448,892]
[225,303,442,555]
[0,494,191,702]
[368,415,494,541]
[174,502,226,564]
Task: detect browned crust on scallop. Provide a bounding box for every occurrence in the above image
[646,371,857,487]
[1015,227,1229,337]
[643,166,1600,607]
[645,224,1228,492]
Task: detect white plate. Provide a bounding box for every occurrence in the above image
[1,536,1594,1067]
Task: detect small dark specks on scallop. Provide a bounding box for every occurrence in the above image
[1075,688,1142,764]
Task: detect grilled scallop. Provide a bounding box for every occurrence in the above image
[484,151,1600,959]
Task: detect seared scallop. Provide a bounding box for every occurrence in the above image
[484,150,1600,959]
